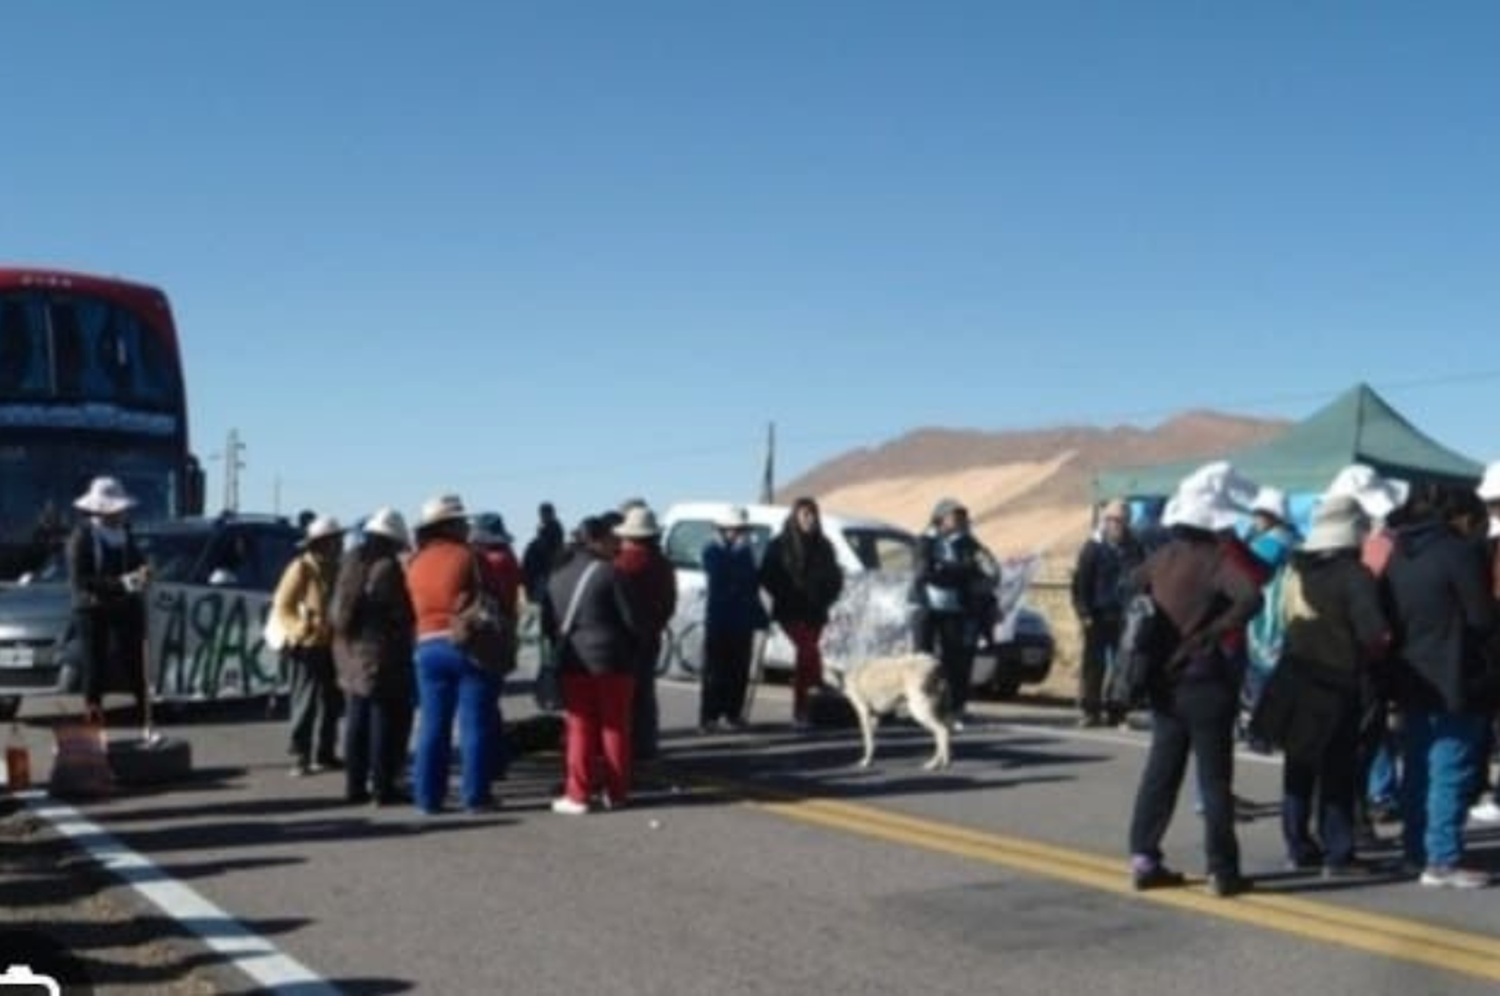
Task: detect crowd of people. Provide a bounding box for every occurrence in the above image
[61,459,1498,892]
[1078,461,1500,893]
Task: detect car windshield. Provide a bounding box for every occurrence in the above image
[841,528,916,571]
[664,519,773,570]
[134,529,210,583]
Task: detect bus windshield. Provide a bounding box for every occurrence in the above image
[0,291,183,411]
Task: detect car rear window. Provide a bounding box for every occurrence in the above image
[841,528,916,572]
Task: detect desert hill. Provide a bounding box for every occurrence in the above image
[780,412,1288,572]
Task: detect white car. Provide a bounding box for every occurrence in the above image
[658,502,915,678]
[656,501,1056,699]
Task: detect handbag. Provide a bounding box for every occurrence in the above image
[1105,593,1169,711]
[452,553,517,676]
[534,561,602,711]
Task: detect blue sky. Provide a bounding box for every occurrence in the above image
[3,2,1497,532]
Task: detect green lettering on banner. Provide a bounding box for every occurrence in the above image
[214,594,254,696]
[188,590,225,696]
[153,588,191,697]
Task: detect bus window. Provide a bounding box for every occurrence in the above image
[0,296,49,397]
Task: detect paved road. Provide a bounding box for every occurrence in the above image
[7,669,1500,995]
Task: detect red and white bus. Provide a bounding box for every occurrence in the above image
[0,266,204,577]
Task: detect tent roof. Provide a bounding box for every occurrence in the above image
[1094,383,1482,499]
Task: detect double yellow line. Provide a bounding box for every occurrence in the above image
[713,781,1500,983]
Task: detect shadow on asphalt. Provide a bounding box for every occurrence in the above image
[101,812,512,855]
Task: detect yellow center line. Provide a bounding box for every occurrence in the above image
[685,774,1500,983]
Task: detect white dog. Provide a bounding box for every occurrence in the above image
[842,652,952,770]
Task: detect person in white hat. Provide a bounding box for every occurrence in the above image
[405,494,502,814]
[1325,464,1410,576]
[613,505,677,760]
[1072,498,1145,728]
[699,506,769,732]
[270,513,347,776]
[66,476,150,729]
[1127,468,1264,897]
[330,508,415,805]
[1252,495,1391,878]
[1470,463,1500,824]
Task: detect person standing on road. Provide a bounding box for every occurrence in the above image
[1243,487,1302,720]
[272,515,347,777]
[406,495,501,814]
[67,476,150,732]
[1469,461,1500,825]
[544,517,639,814]
[760,497,844,728]
[331,508,416,806]
[1127,465,1263,898]
[613,506,676,762]
[472,513,522,778]
[1071,498,1143,728]
[1254,495,1389,877]
[910,498,1000,728]
[699,507,769,731]
[522,502,566,605]
[1383,484,1497,889]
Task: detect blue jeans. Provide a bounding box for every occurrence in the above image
[1368,738,1400,804]
[413,639,500,812]
[1401,710,1487,868]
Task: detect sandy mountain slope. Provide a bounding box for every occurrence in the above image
[782,412,1286,571]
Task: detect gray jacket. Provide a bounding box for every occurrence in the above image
[543,550,638,676]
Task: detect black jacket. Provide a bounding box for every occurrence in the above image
[1383,520,1496,714]
[909,529,998,618]
[1071,535,1144,619]
[759,530,844,627]
[543,550,638,676]
[66,523,146,613]
[331,550,416,701]
[1281,551,1387,683]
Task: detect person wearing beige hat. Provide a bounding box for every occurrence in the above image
[272,513,347,776]
[614,505,676,760]
[1071,498,1144,727]
[331,508,416,805]
[1251,495,1390,877]
[405,494,502,814]
[67,476,150,729]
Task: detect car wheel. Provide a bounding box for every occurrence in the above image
[989,674,1022,700]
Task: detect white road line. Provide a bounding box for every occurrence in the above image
[20,790,338,996]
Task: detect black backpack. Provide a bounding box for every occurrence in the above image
[1106,594,1173,710]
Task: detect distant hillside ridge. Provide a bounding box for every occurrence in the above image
[779,411,1287,566]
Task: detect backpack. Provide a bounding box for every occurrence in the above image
[1105,594,1172,710]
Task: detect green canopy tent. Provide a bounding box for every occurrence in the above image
[1094,383,1482,500]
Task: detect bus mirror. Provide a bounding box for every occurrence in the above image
[185,457,205,516]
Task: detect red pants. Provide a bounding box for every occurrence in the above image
[561,671,635,805]
[785,622,825,719]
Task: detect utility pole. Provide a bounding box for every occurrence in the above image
[222,429,245,513]
[759,421,776,504]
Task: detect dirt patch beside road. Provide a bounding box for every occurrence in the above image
[0,795,227,994]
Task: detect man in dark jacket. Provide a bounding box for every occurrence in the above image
[1072,499,1144,727]
[760,498,844,727]
[543,517,638,814]
[1383,485,1496,889]
[522,502,566,604]
[910,498,999,726]
[700,507,769,730]
[614,506,677,761]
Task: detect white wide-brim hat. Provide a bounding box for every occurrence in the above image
[1162,461,1258,532]
[418,494,468,529]
[363,507,411,548]
[1477,461,1500,503]
[1303,495,1369,553]
[616,506,661,539]
[301,514,345,548]
[716,506,752,530]
[1326,464,1410,520]
[74,476,137,516]
[1251,486,1290,523]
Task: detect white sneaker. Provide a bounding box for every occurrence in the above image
[1419,866,1491,890]
[1468,799,1500,823]
[550,797,589,816]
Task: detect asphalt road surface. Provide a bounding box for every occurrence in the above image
[4,667,1500,995]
